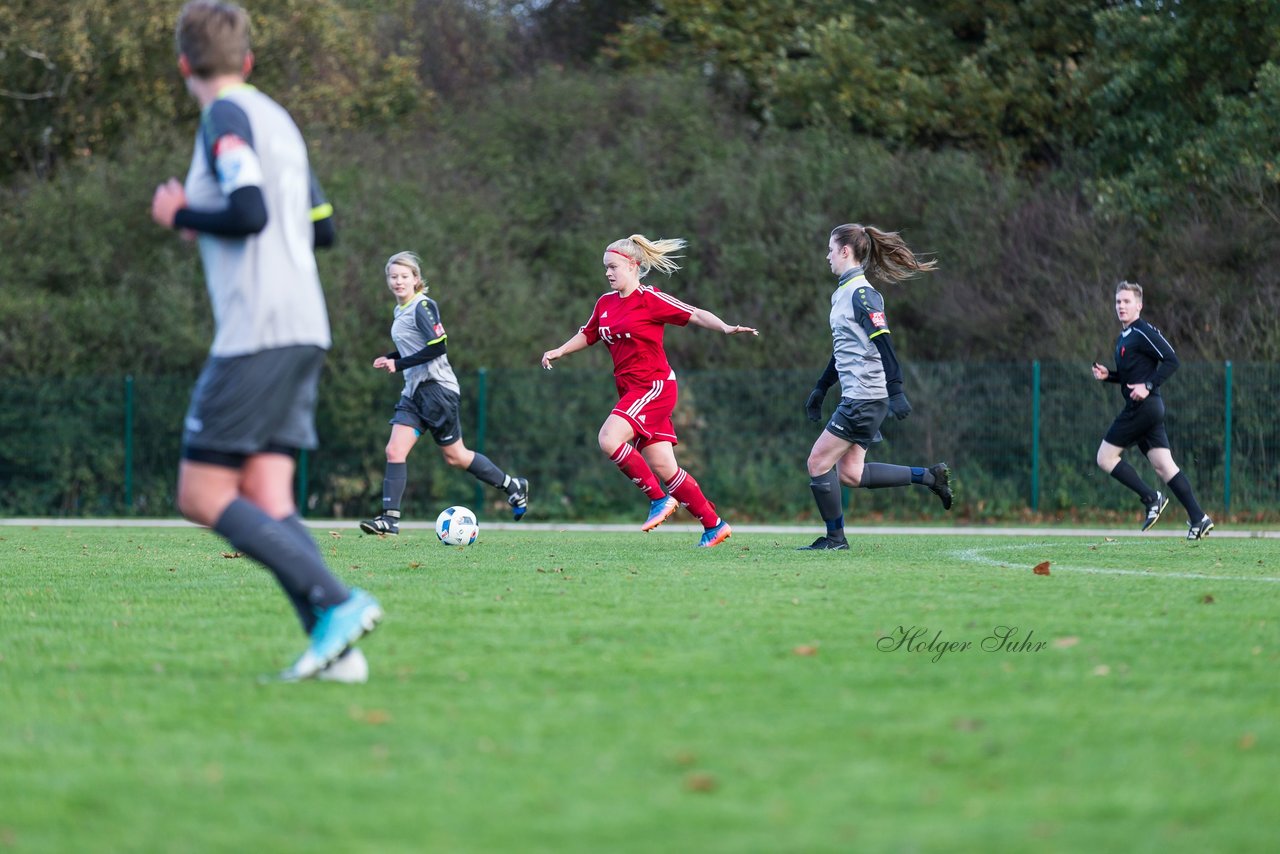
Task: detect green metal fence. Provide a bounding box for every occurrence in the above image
[1,363,1276,522]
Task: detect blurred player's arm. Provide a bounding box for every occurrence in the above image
[166,100,268,237]
[171,185,267,236]
[310,171,335,249]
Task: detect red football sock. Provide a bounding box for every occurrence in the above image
[610,443,666,500]
[665,468,720,528]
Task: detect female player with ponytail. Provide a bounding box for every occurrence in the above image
[541,234,757,547]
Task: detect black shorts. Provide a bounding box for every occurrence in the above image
[182,345,326,468]
[824,398,887,448]
[391,382,463,446]
[1104,395,1170,454]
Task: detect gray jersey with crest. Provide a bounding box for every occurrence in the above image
[391,292,460,397]
[830,267,889,399]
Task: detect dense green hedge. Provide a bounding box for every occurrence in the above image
[4,69,1279,383]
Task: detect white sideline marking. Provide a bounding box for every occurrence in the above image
[950,542,1280,584]
[1,518,1279,538]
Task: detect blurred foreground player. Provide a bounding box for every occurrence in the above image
[150,0,381,681]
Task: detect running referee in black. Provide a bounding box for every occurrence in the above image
[1092,281,1214,539]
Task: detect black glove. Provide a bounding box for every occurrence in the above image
[804,387,826,422]
[888,392,912,420]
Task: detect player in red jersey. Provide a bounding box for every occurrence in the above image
[541,234,758,547]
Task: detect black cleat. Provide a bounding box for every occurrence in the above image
[359,515,399,536]
[797,535,850,551]
[928,463,953,510]
[1187,515,1215,540]
[1141,491,1169,532]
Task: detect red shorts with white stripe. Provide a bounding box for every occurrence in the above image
[612,375,679,448]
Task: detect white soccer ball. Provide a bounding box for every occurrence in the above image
[435,505,479,546]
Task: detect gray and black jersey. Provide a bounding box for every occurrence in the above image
[390,293,459,398]
[830,266,890,399]
[183,84,331,357]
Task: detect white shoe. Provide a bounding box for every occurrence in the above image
[317,648,369,684]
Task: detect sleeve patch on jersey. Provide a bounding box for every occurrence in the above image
[213,135,264,195]
[432,322,445,337]
[869,311,888,328]
[213,134,249,157]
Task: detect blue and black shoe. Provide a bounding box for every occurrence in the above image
[507,477,529,521]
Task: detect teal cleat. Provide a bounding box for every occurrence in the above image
[281,588,382,681]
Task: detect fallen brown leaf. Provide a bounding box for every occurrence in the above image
[1033,561,1051,575]
[684,772,718,792]
[792,645,819,656]
[1200,594,1215,604]
[220,551,243,559]
[348,706,392,725]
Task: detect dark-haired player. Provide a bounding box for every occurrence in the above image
[799,223,952,551]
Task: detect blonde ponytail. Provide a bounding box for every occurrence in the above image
[606,234,686,278]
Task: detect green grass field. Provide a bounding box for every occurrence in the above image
[2,525,1277,853]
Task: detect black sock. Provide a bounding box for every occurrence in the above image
[809,468,845,539]
[1166,471,1205,522]
[1109,460,1156,504]
[214,499,348,613]
[382,461,407,515]
[860,463,917,489]
[279,514,322,632]
[467,453,509,490]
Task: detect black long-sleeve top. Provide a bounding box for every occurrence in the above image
[1104,317,1179,404]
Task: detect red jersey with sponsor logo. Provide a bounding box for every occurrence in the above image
[579,285,695,387]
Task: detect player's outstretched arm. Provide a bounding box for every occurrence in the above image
[687,307,758,336]
[542,332,589,369]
